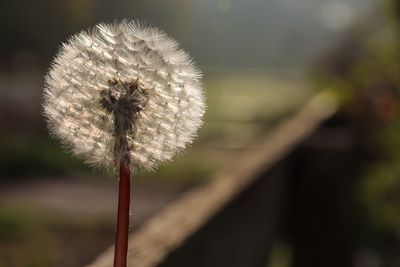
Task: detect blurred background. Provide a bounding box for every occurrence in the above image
[0,0,399,266]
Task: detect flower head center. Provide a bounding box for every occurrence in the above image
[100,79,148,116]
[100,79,149,164]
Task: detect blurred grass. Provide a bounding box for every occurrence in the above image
[0,135,87,178]
[0,205,114,267]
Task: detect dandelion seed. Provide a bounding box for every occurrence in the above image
[43,20,205,267]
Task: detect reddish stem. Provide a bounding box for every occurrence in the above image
[114,161,131,267]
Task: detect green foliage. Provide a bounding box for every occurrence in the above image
[314,5,400,264]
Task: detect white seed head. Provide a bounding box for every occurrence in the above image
[43,20,205,171]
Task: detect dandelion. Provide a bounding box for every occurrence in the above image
[43,20,205,267]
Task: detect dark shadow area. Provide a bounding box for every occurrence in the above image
[158,111,370,267]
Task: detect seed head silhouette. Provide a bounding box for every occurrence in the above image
[43,20,205,171]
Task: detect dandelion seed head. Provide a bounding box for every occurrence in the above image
[43,20,205,171]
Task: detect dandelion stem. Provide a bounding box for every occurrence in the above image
[114,160,131,267]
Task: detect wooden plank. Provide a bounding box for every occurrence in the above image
[86,91,337,267]
[158,159,289,267]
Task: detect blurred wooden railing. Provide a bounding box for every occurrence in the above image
[86,91,338,267]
